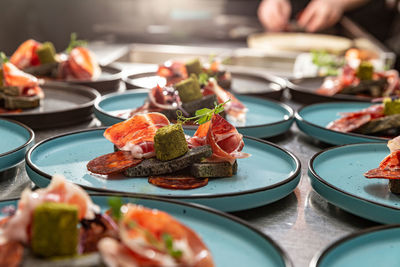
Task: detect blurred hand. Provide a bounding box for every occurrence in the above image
[258,0,291,32]
[298,0,344,32]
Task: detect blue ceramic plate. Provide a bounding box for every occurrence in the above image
[296,102,388,145]
[25,128,301,212]
[0,118,34,172]
[0,194,292,267]
[94,90,294,139]
[309,142,400,224]
[311,224,400,267]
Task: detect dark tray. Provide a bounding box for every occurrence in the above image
[0,81,100,130]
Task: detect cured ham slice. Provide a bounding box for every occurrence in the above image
[104,113,170,159]
[327,113,372,133]
[99,204,214,267]
[365,150,400,179]
[157,61,187,86]
[203,79,247,123]
[0,175,98,245]
[67,47,101,80]
[189,114,250,164]
[10,39,41,69]
[130,85,180,117]
[327,104,384,133]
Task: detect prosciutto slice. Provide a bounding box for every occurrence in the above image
[2,62,44,98]
[327,104,384,133]
[104,113,170,159]
[67,47,101,80]
[189,114,250,164]
[203,79,247,123]
[0,175,98,245]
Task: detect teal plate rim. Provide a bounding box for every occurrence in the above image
[295,102,388,142]
[25,127,301,199]
[94,89,295,130]
[309,224,400,267]
[1,192,293,267]
[0,118,34,158]
[308,142,399,211]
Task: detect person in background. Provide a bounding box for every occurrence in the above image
[258,0,369,32]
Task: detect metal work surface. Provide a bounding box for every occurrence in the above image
[0,64,379,267]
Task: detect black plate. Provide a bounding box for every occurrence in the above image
[70,65,123,95]
[0,81,100,129]
[123,71,285,100]
[287,77,373,104]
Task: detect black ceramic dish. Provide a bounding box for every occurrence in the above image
[72,65,123,95]
[287,76,373,104]
[0,81,100,129]
[123,71,285,100]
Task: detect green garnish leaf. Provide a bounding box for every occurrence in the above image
[198,72,210,86]
[0,52,9,64]
[65,32,88,53]
[311,50,344,76]
[162,233,183,259]
[177,99,230,125]
[108,197,123,221]
[195,107,212,116]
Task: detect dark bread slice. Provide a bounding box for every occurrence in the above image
[190,160,237,178]
[123,145,212,177]
[1,93,41,109]
[389,180,400,194]
[182,94,217,116]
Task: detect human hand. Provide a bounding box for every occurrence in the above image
[258,0,291,32]
[298,0,344,32]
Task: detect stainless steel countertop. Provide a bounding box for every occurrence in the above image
[0,93,379,267]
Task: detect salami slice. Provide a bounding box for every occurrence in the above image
[87,151,142,175]
[148,175,208,190]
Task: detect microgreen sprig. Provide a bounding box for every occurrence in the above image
[108,197,124,221]
[0,52,9,64]
[162,233,183,259]
[65,32,88,53]
[177,99,230,125]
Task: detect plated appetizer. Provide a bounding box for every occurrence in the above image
[0,175,213,266]
[87,104,250,190]
[121,71,247,125]
[158,58,232,90]
[316,62,399,98]
[10,33,101,81]
[0,53,44,112]
[364,136,400,194]
[327,98,400,137]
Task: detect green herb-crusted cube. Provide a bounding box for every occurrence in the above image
[154,124,189,161]
[174,76,202,103]
[31,202,79,258]
[356,61,374,80]
[37,42,57,64]
[185,58,203,76]
[383,97,400,115]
